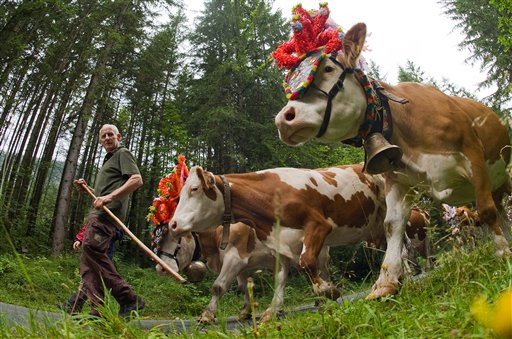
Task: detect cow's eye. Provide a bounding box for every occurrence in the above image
[324,66,335,73]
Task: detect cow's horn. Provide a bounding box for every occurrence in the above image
[363,133,403,174]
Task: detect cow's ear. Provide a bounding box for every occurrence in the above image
[196,167,208,188]
[205,172,216,188]
[341,22,366,68]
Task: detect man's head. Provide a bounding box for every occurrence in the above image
[99,124,122,152]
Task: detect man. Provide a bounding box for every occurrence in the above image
[73,124,144,318]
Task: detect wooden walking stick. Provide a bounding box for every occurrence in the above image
[80,183,187,284]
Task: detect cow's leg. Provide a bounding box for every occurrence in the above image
[479,203,511,257]
[467,151,511,256]
[402,235,418,276]
[300,222,339,300]
[367,181,412,300]
[260,257,291,323]
[197,249,246,324]
[237,271,253,320]
[317,246,331,281]
[493,184,512,242]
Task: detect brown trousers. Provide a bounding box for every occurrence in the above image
[80,214,136,308]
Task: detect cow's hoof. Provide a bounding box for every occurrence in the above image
[494,235,512,257]
[197,310,215,324]
[237,310,251,321]
[259,309,273,323]
[496,247,512,257]
[366,283,398,300]
[313,281,341,300]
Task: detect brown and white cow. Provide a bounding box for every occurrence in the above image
[273,23,512,299]
[169,164,384,301]
[169,164,432,308]
[158,222,329,323]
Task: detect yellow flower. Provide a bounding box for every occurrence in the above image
[471,288,512,338]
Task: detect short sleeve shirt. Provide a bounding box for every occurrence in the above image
[92,146,140,221]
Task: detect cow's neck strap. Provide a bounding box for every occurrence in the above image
[160,236,182,268]
[343,69,409,147]
[311,53,409,145]
[219,175,232,250]
[313,55,354,138]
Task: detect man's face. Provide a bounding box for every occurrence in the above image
[99,126,121,152]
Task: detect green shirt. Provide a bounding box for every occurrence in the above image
[92,146,140,221]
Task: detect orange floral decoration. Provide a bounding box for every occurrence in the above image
[147,154,189,225]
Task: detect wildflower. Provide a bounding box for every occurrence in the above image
[470,288,512,338]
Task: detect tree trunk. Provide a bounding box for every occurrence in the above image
[51,1,132,256]
[51,64,109,256]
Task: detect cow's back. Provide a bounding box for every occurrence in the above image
[384,82,509,158]
[225,164,386,248]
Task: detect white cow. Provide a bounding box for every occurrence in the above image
[273,22,511,299]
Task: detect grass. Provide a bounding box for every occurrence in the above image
[0,251,315,320]
[0,240,511,338]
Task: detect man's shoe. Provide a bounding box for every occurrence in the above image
[57,301,83,314]
[57,302,73,314]
[119,296,145,318]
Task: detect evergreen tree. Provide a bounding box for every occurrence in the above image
[441,0,512,110]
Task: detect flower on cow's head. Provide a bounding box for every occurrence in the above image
[147,154,189,226]
[271,3,344,100]
[271,3,343,70]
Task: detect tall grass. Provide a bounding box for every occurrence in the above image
[1,235,510,337]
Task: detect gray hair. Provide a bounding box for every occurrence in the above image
[99,124,120,135]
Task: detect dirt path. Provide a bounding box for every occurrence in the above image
[0,301,321,334]
[0,287,380,334]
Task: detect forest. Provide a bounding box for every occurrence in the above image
[0,0,511,265]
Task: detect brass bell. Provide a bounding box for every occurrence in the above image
[363,133,403,174]
[183,260,208,282]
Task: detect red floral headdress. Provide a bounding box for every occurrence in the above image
[272,3,344,100]
[147,154,189,226]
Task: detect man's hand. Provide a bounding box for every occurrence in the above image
[73,179,89,192]
[91,174,142,210]
[72,240,82,250]
[93,194,113,210]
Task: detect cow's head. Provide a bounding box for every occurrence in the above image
[169,166,224,237]
[155,231,208,282]
[274,23,368,146]
[155,232,195,275]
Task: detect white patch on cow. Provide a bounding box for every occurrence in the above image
[261,227,305,262]
[487,157,509,190]
[324,225,376,246]
[399,152,510,205]
[256,166,376,203]
[410,152,472,203]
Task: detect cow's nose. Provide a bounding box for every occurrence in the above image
[276,106,296,128]
[169,221,181,236]
[284,107,296,121]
